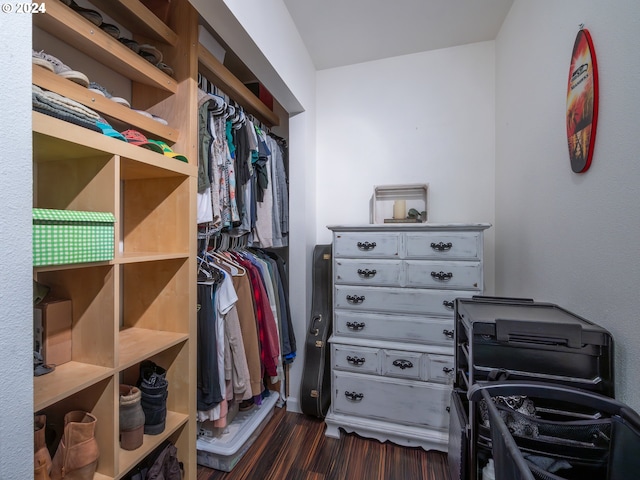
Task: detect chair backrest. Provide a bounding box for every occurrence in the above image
[608,407,640,480]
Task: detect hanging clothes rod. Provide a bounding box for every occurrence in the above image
[197,43,280,128]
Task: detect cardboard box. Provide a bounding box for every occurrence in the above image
[33,208,115,267]
[198,25,226,64]
[34,297,72,366]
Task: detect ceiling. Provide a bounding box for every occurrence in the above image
[282,0,514,70]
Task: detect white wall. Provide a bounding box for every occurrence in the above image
[315,42,497,292]
[0,13,34,480]
[192,0,318,412]
[496,0,640,408]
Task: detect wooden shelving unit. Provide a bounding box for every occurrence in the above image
[32,1,197,478]
[32,0,282,477]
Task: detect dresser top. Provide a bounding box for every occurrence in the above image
[327,223,491,233]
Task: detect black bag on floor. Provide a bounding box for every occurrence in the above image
[123,440,183,480]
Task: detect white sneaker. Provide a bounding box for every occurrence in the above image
[32,50,89,87]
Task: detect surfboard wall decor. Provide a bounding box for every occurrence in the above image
[566,27,599,173]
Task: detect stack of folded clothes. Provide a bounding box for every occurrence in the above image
[33,84,129,142]
[32,84,103,132]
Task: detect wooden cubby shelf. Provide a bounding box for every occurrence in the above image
[32,0,198,477]
[119,329,189,370]
[34,362,114,412]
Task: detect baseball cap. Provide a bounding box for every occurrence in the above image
[120,129,164,154]
[146,139,189,163]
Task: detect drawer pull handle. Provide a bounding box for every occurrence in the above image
[443,329,454,339]
[357,268,377,278]
[431,242,453,251]
[431,271,453,281]
[442,300,455,310]
[345,391,364,401]
[346,295,365,304]
[393,359,414,370]
[442,366,454,374]
[346,321,366,331]
[357,241,377,251]
[347,355,365,365]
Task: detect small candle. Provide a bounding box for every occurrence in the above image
[393,200,406,219]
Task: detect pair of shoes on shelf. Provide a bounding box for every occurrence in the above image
[117,37,174,77]
[59,0,121,40]
[119,385,145,451]
[133,109,169,125]
[32,49,90,87]
[137,360,169,435]
[138,44,174,77]
[156,62,174,77]
[139,44,163,65]
[35,412,99,480]
[88,82,131,108]
[59,0,102,26]
[100,23,120,39]
[119,37,141,54]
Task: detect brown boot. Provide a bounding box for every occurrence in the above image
[34,414,52,480]
[119,384,145,450]
[50,411,99,480]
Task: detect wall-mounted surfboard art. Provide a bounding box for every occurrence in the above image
[566,26,599,173]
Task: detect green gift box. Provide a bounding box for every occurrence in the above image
[33,208,115,267]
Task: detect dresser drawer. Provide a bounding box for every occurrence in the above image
[334,311,455,346]
[426,354,455,384]
[405,260,482,290]
[335,259,402,286]
[405,232,482,260]
[333,344,380,374]
[333,232,400,258]
[335,285,469,316]
[332,371,451,429]
[382,350,423,380]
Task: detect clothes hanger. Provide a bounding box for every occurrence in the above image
[215,252,245,276]
[206,232,246,276]
[210,248,246,276]
[197,255,224,284]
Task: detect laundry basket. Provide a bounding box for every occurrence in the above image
[469,382,640,480]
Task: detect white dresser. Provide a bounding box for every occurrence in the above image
[324,223,490,451]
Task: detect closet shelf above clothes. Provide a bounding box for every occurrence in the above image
[198,43,279,127]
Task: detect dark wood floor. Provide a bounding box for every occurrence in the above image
[197,406,450,480]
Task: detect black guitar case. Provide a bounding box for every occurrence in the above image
[300,244,333,418]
